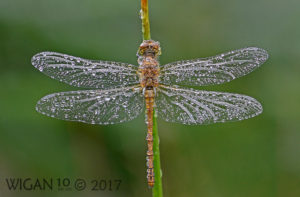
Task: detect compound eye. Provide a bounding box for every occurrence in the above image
[138,47,145,55]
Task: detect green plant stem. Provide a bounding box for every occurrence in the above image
[152,109,163,197]
[141,0,163,196]
[141,0,151,40]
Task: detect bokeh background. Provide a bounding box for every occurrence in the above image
[0,0,300,196]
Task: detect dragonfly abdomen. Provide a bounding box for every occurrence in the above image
[145,89,155,188]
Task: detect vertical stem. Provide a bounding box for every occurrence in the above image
[141,0,151,40]
[140,0,163,196]
[152,109,163,197]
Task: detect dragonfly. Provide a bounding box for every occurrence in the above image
[31,40,268,187]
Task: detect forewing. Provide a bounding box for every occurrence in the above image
[156,86,262,125]
[32,52,139,89]
[160,47,268,86]
[36,87,144,124]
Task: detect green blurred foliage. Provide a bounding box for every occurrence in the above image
[0,0,300,196]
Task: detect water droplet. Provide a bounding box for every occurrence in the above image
[139,9,144,19]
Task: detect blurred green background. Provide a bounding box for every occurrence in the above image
[0,0,299,196]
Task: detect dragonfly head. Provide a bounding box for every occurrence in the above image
[137,40,161,58]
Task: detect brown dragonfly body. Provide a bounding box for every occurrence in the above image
[137,40,161,187]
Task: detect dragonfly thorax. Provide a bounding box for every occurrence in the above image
[137,40,161,89]
[138,58,160,88]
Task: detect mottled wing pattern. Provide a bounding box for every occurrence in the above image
[160,47,268,86]
[32,52,139,89]
[156,86,262,125]
[36,86,144,124]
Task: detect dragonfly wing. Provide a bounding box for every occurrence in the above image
[36,86,144,124]
[32,52,139,89]
[160,47,268,86]
[156,86,262,125]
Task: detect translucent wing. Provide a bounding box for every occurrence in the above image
[160,47,268,86]
[156,86,262,125]
[36,86,144,124]
[32,52,139,89]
